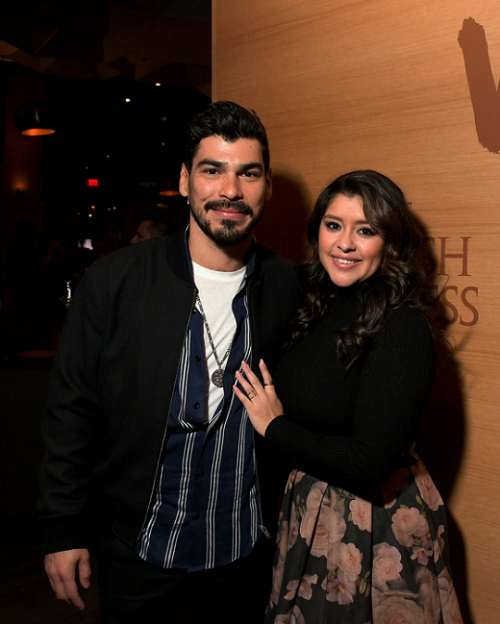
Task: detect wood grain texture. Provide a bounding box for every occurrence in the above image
[214,1,500,621]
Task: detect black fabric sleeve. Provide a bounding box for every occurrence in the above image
[37,261,107,553]
[265,308,435,488]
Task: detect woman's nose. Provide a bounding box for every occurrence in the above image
[337,231,355,252]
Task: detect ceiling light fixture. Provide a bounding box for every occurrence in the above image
[14,100,56,136]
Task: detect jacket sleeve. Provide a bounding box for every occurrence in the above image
[265,308,435,488]
[37,261,107,553]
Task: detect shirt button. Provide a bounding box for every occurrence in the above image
[199,469,205,477]
[195,355,201,362]
[194,402,200,409]
[193,513,200,520]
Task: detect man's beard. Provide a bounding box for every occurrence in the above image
[190,199,262,246]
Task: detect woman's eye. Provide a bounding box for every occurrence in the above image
[359,227,376,236]
[326,221,341,230]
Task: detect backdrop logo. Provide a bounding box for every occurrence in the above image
[459,18,500,153]
[430,236,479,326]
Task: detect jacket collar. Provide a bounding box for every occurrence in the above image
[165,222,258,284]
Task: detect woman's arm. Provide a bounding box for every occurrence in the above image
[237,307,435,487]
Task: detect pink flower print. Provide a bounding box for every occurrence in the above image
[409,526,433,566]
[350,497,372,532]
[391,506,429,548]
[300,482,325,543]
[415,567,442,624]
[279,520,292,553]
[413,465,443,511]
[434,525,445,563]
[284,579,300,601]
[304,481,327,511]
[285,469,306,494]
[443,592,464,624]
[300,482,331,557]
[339,542,362,580]
[410,544,433,566]
[374,595,426,622]
[275,605,306,624]
[298,574,318,600]
[373,543,403,587]
[326,506,347,570]
[438,569,464,623]
[322,570,357,605]
[309,510,330,558]
[284,574,318,601]
[271,521,292,607]
[284,472,295,494]
[270,563,282,609]
[288,505,300,551]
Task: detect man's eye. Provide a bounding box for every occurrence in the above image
[242,171,258,178]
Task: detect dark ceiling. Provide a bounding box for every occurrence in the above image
[0,0,213,244]
[0,0,211,94]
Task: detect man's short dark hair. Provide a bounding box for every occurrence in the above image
[183,101,270,173]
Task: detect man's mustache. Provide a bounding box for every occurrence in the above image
[204,200,253,215]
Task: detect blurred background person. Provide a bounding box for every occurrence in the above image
[130,209,175,244]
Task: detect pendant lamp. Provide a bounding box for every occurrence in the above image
[158,175,180,196]
[14,100,56,136]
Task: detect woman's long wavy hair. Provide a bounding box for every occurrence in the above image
[291,170,439,365]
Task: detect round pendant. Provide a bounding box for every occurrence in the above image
[211,369,224,387]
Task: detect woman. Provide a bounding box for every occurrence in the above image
[234,171,462,623]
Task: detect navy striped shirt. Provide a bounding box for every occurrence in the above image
[136,251,261,571]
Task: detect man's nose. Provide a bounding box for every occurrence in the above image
[219,174,242,199]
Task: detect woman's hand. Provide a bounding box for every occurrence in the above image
[233,359,284,437]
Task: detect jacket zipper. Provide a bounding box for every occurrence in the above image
[136,287,198,540]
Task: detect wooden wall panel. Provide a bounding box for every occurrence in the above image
[214,1,500,621]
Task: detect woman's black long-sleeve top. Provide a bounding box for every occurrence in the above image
[265,283,436,490]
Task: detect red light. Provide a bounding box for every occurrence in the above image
[86,179,99,187]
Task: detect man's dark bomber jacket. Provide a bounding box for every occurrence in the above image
[37,225,299,556]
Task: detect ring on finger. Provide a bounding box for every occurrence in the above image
[264,379,275,386]
[248,390,256,400]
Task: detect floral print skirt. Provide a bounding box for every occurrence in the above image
[265,450,463,623]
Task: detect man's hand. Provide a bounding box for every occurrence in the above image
[44,548,91,611]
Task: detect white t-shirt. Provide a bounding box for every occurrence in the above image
[192,262,246,422]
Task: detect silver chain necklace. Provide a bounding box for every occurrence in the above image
[195,293,234,387]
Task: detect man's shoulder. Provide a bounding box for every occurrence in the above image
[254,244,296,274]
[252,245,299,308]
[89,232,183,280]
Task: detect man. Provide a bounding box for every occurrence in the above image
[38,101,299,623]
[130,209,175,244]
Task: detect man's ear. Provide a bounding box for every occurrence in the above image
[265,167,273,202]
[179,163,189,197]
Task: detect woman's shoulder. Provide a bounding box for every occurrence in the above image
[378,304,434,345]
[389,303,429,324]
